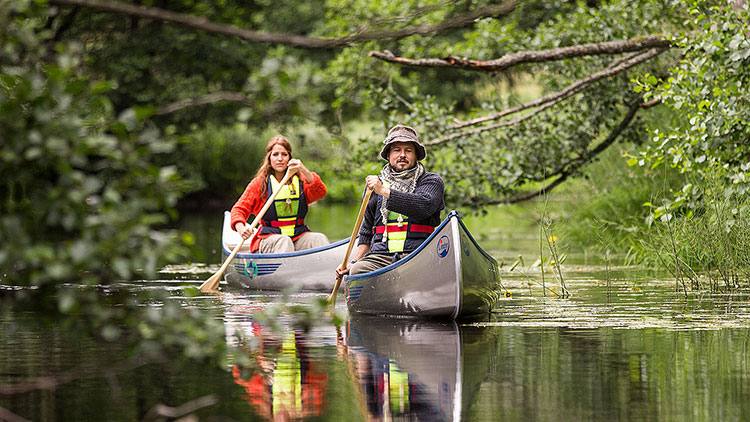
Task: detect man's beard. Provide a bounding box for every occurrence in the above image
[390,162,416,172]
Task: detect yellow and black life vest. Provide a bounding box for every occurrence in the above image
[370,182,434,254]
[260,174,310,237]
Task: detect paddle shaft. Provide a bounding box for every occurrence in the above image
[327,188,372,304]
[199,168,297,292]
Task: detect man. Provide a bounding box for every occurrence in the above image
[338,124,445,276]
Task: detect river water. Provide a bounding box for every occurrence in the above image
[3,203,750,421]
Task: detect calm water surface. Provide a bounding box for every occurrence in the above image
[3,204,750,421]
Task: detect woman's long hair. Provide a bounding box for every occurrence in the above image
[254,135,293,198]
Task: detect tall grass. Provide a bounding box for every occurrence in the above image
[557,145,686,265]
[538,196,570,297]
[557,146,750,291]
[642,177,750,292]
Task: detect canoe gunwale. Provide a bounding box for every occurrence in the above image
[221,211,353,260]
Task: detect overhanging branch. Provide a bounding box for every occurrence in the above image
[425,48,664,145]
[477,99,642,205]
[369,34,672,71]
[154,91,292,120]
[50,0,514,48]
[448,48,665,130]
[156,91,253,115]
[425,98,558,145]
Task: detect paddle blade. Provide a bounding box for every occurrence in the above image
[199,272,222,293]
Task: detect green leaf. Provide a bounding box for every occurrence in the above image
[133,105,156,120]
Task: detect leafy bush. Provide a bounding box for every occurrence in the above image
[172,125,266,201]
[632,1,750,215]
[559,147,685,262]
[0,0,232,363]
[0,2,189,289]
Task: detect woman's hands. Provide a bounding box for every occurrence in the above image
[234,222,257,240]
[287,158,314,183]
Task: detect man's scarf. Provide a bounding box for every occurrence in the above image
[378,162,424,238]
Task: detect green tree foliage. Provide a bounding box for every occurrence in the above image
[617,0,750,277]
[45,0,340,202]
[315,0,685,207]
[55,0,331,129]
[37,0,746,213]
[1,0,229,362]
[632,0,750,218]
[1,1,187,288]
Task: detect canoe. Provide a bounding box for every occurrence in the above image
[344,211,501,319]
[221,211,350,292]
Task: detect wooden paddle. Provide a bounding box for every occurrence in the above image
[199,168,297,293]
[327,187,372,305]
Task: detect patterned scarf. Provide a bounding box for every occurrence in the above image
[379,162,424,238]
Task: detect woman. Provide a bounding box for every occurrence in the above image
[230,135,329,253]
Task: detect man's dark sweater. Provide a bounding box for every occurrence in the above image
[358,171,445,252]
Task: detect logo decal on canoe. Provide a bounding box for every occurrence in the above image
[437,235,450,258]
[243,261,258,279]
[234,261,281,279]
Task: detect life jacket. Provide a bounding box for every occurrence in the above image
[370,181,434,254]
[259,174,310,237]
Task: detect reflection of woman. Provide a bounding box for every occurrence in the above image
[233,324,328,421]
[230,135,329,253]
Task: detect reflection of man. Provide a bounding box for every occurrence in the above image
[338,125,445,277]
[345,344,443,421]
[233,325,327,421]
[336,320,455,422]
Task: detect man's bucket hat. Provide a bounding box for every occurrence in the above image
[380,125,426,161]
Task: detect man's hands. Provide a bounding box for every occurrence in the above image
[335,244,370,278]
[366,175,390,199]
[335,265,350,278]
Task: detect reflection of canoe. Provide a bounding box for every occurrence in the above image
[221,211,351,292]
[346,316,496,422]
[345,211,501,319]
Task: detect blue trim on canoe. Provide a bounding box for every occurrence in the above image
[222,235,353,259]
[232,262,282,275]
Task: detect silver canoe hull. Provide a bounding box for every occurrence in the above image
[344,211,501,319]
[221,211,349,292]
